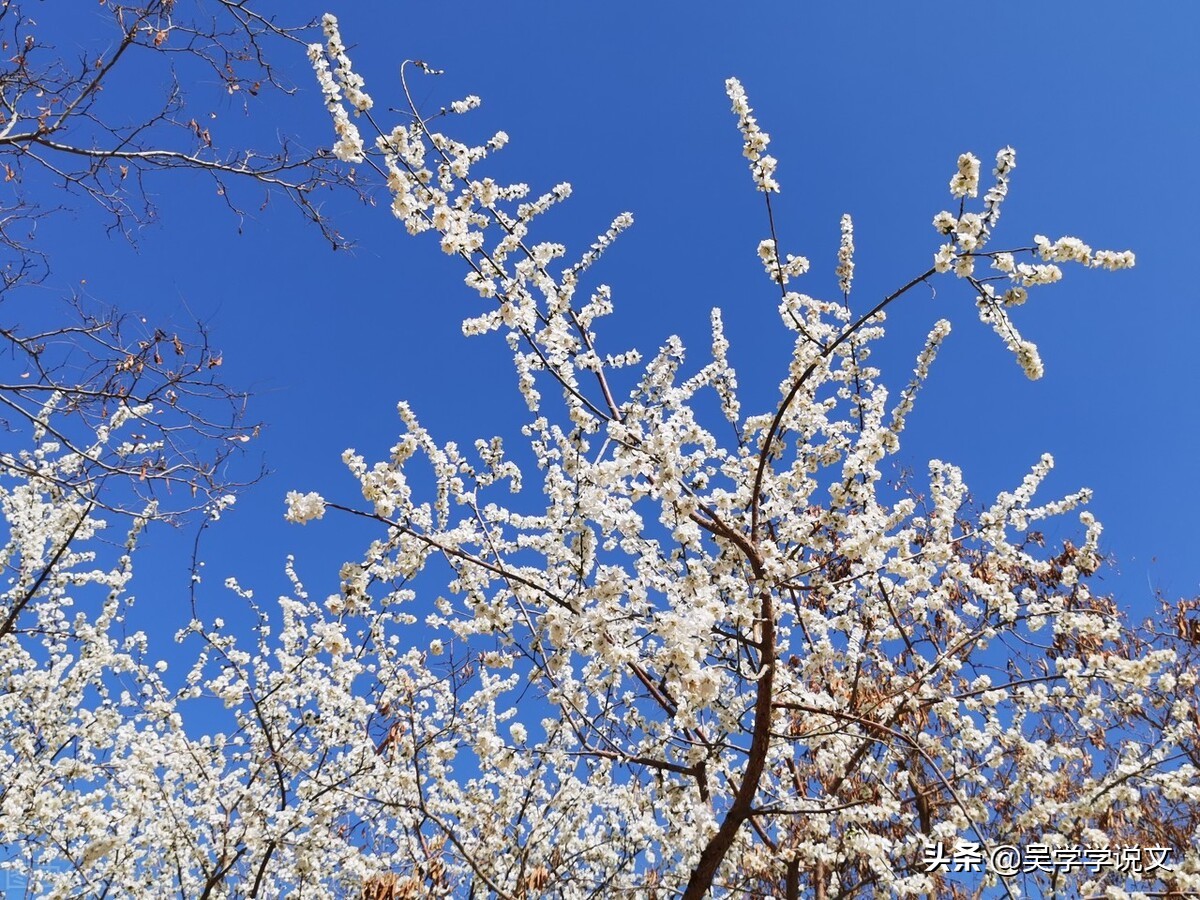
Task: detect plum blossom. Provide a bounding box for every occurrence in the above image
[949,151,981,198]
[284,490,326,524]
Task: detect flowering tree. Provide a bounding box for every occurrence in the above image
[1,9,1199,899]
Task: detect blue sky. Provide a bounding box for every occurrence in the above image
[28,2,1200,647]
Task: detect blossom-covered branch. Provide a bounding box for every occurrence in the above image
[0,13,1193,900]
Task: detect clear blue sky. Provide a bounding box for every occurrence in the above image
[31,2,1200,647]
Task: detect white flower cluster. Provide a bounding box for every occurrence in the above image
[1034,233,1136,270]
[321,14,372,114]
[981,145,1016,230]
[564,212,635,287]
[449,94,481,114]
[284,489,326,524]
[949,151,981,198]
[1092,248,1137,270]
[889,318,952,435]
[725,77,779,192]
[757,237,809,285]
[930,147,1134,379]
[307,14,369,162]
[836,213,855,295]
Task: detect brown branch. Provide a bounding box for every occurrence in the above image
[682,585,776,898]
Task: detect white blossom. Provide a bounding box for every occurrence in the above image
[949,151,981,198]
[284,490,326,524]
[836,213,855,295]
